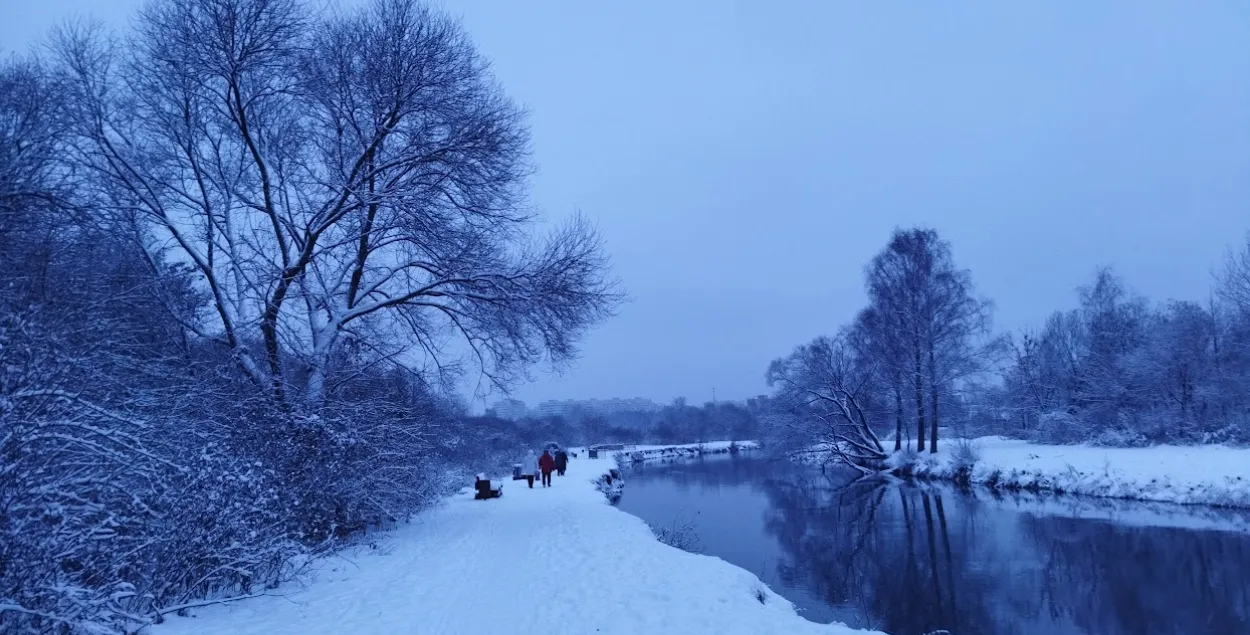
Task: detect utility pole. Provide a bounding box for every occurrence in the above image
[712,387,716,405]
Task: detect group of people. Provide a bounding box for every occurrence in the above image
[524,447,569,488]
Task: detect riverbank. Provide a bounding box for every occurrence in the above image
[148,448,874,635]
[901,436,1250,508]
[619,440,759,464]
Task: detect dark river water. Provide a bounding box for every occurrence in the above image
[614,454,1250,635]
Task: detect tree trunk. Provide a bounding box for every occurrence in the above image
[928,344,939,453]
[261,307,287,406]
[894,381,904,452]
[306,363,326,410]
[915,347,926,452]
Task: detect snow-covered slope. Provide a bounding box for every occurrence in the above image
[907,436,1250,508]
[147,453,874,635]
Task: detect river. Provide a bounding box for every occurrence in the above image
[614,454,1250,635]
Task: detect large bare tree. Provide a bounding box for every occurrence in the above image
[864,228,992,453]
[55,0,618,409]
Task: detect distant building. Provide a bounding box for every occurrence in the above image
[533,397,661,420]
[487,398,528,421]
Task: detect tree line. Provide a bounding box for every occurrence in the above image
[766,227,1250,472]
[0,0,617,631]
[473,397,765,449]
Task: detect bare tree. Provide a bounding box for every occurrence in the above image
[865,230,932,452]
[54,0,619,411]
[865,228,992,453]
[1217,233,1250,316]
[998,266,1248,445]
[0,56,68,267]
[854,306,909,451]
[924,260,996,452]
[766,332,889,474]
[2,4,620,631]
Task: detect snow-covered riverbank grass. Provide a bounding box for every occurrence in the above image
[900,436,1250,508]
[148,448,874,635]
[619,440,759,464]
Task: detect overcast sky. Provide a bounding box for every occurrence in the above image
[5,1,1249,408]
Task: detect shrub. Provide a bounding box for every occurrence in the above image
[951,438,982,470]
[649,513,703,554]
[1031,410,1083,444]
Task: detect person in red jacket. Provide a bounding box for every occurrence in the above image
[538,450,556,487]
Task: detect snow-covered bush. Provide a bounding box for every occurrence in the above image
[950,438,981,469]
[0,301,481,634]
[1089,427,1151,448]
[886,446,920,473]
[946,438,982,485]
[595,469,625,502]
[1030,410,1085,444]
[648,513,702,554]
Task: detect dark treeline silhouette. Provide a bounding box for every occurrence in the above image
[0,0,617,631]
[766,227,1250,472]
[472,397,766,448]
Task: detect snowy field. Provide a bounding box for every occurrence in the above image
[148,450,874,635]
[906,436,1250,508]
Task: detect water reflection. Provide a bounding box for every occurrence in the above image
[617,456,1250,635]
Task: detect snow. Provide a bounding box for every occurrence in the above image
[962,487,1250,534]
[147,450,875,635]
[624,440,759,453]
[616,440,759,465]
[906,436,1250,508]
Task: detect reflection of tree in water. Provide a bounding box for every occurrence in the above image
[760,470,1250,635]
[1019,512,1250,635]
[761,474,1003,635]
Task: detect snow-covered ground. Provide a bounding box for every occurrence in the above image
[625,440,759,453]
[958,486,1250,534]
[617,440,759,465]
[905,436,1250,508]
[148,450,875,635]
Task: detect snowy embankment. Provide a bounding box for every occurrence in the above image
[963,486,1250,534]
[902,436,1250,508]
[148,448,874,635]
[619,440,759,464]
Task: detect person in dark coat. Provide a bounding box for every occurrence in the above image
[554,449,569,476]
[538,450,556,487]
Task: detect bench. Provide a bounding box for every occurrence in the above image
[474,474,503,500]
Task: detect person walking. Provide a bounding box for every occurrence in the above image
[538,449,556,487]
[554,448,568,476]
[524,449,539,488]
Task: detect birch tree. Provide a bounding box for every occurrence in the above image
[865,228,992,453]
[853,306,910,451]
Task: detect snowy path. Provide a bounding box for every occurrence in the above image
[150,454,874,635]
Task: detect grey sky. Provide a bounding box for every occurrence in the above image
[5,1,1249,408]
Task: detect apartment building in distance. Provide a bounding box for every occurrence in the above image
[533,397,662,419]
[486,398,528,421]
